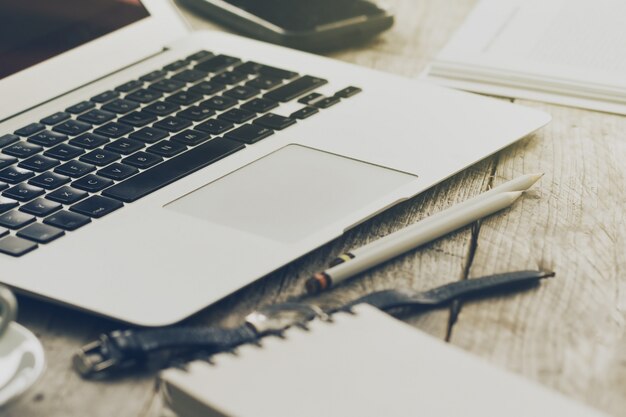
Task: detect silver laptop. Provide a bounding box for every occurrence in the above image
[0,0,550,325]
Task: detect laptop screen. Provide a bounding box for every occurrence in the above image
[0,0,150,80]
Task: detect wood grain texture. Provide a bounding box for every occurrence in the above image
[6,0,626,416]
[449,101,626,416]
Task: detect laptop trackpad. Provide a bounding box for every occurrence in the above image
[166,145,416,243]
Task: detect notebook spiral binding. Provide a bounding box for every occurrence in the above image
[177,308,358,371]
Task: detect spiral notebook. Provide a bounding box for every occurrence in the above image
[160,304,605,417]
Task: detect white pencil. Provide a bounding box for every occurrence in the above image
[349,172,543,257]
[304,174,541,294]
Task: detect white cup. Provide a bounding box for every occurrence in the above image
[0,285,17,339]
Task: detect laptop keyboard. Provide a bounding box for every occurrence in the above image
[0,51,362,257]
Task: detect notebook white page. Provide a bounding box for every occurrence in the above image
[160,304,605,417]
[426,0,626,114]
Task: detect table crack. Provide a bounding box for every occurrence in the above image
[445,158,499,341]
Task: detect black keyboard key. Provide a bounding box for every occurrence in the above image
[0,134,19,148]
[246,76,282,90]
[72,174,114,193]
[104,138,145,155]
[195,54,241,73]
[177,106,215,122]
[71,195,123,218]
[171,130,210,146]
[91,90,119,103]
[254,113,296,130]
[140,70,167,82]
[66,100,95,114]
[29,171,70,190]
[241,98,278,113]
[119,111,158,127]
[28,130,68,147]
[163,59,188,72]
[52,119,92,136]
[19,155,60,172]
[105,138,144,155]
[235,62,297,79]
[298,92,323,105]
[0,166,35,183]
[335,86,362,98]
[0,236,38,257]
[144,101,180,116]
[44,143,84,161]
[0,210,36,229]
[172,69,206,83]
[40,111,70,125]
[233,61,264,75]
[166,91,202,106]
[94,122,133,139]
[211,71,247,85]
[102,98,140,114]
[47,186,87,204]
[122,151,162,169]
[291,106,319,119]
[224,85,259,100]
[219,108,256,123]
[17,223,64,244]
[186,50,213,61]
[20,198,62,217]
[69,133,109,149]
[103,137,244,203]
[55,160,95,178]
[0,155,16,170]
[3,183,45,202]
[98,163,138,181]
[313,96,341,108]
[126,88,162,103]
[153,116,191,133]
[200,95,237,110]
[225,124,274,144]
[264,76,327,102]
[0,197,18,214]
[130,127,168,144]
[44,210,90,231]
[188,81,225,96]
[196,118,234,135]
[147,140,186,157]
[115,79,144,93]
[15,123,45,137]
[149,79,185,93]
[80,149,121,166]
[78,109,116,125]
[3,142,42,158]
[0,182,6,191]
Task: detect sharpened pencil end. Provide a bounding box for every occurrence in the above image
[504,190,524,202]
[529,172,545,185]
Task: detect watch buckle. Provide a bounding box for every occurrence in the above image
[72,337,119,378]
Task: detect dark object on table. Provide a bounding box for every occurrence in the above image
[178,0,394,51]
[74,270,553,379]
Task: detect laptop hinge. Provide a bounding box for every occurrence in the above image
[0,48,170,125]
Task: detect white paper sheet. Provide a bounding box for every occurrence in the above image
[426,0,626,114]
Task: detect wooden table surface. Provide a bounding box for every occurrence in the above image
[5,0,626,416]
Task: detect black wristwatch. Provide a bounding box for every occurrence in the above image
[73,270,553,378]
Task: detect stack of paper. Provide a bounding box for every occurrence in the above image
[426,0,626,115]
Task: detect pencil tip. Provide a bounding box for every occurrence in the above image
[532,172,545,180]
[524,173,545,187]
[502,190,524,202]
